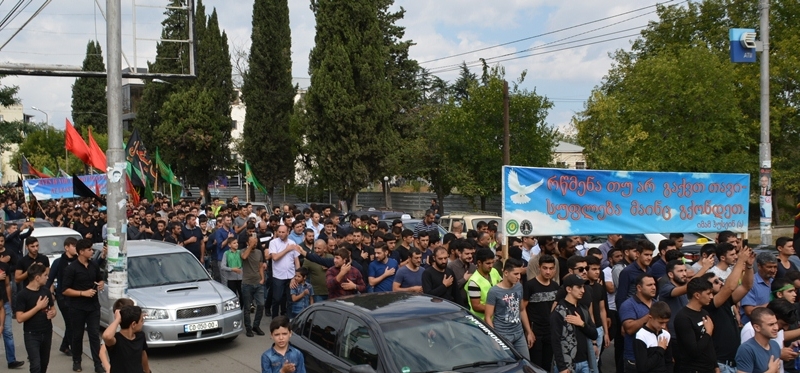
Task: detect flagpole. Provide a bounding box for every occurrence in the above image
[246,182,250,203]
[169,183,174,208]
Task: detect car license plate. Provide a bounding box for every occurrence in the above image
[184,321,218,333]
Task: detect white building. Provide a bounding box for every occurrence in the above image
[0,103,36,184]
[553,141,587,169]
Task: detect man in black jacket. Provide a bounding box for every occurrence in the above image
[551,274,598,373]
[422,247,458,302]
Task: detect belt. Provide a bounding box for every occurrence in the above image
[624,359,635,365]
[718,360,736,368]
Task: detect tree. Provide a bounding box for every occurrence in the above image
[449,65,556,209]
[304,0,397,207]
[13,126,107,175]
[241,0,296,204]
[133,0,191,147]
[71,40,108,132]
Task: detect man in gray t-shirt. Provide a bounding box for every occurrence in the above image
[484,260,533,360]
[240,236,265,336]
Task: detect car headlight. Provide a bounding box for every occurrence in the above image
[223,298,240,312]
[141,308,169,320]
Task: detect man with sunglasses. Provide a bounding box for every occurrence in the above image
[703,245,754,373]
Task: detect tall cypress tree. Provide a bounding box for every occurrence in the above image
[304,0,396,207]
[241,0,295,202]
[133,0,190,147]
[71,40,108,132]
[152,1,234,200]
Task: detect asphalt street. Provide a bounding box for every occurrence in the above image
[4,310,270,373]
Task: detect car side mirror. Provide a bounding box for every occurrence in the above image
[349,365,376,373]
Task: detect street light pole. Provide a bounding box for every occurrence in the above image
[30,107,48,126]
[759,0,772,246]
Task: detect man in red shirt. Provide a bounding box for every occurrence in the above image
[326,248,366,299]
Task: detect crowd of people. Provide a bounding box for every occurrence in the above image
[3,186,800,373]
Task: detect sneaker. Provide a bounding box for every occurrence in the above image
[246,330,254,337]
[8,361,24,369]
[253,327,265,336]
[60,347,73,356]
[72,362,82,372]
[95,366,105,373]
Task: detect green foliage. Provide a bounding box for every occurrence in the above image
[71,40,108,132]
[304,0,400,206]
[13,126,107,175]
[241,0,296,200]
[134,0,234,194]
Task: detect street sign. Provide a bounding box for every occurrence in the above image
[730,28,757,63]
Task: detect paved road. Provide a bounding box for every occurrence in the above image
[6,310,269,373]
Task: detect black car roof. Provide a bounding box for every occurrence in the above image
[318,293,463,323]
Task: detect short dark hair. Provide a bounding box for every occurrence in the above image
[700,243,717,257]
[443,233,456,245]
[409,247,422,257]
[335,248,351,261]
[112,298,135,311]
[635,240,655,254]
[657,239,676,255]
[76,238,93,252]
[401,229,414,238]
[119,305,143,329]
[771,278,793,294]
[64,237,78,247]
[785,270,800,283]
[751,307,776,327]
[26,236,38,247]
[668,233,684,240]
[418,231,429,239]
[666,259,684,273]
[295,267,309,278]
[474,248,494,263]
[586,248,602,257]
[768,298,798,324]
[567,255,587,270]
[650,301,671,319]
[269,315,291,334]
[636,274,655,287]
[665,250,683,262]
[777,236,794,249]
[717,230,736,243]
[687,277,713,298]
[538,254,556,267]
[503,258,523,272]
[715,243,736,260]
[27,262,46,279]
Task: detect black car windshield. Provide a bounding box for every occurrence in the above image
[128,252,210,288]
[381,312,517,372]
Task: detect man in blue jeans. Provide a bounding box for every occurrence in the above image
[240,235,264,337]
[0,248,23,369]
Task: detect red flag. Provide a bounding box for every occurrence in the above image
[87,128,107,171]
[21,155,50,178]
[126,174,140,206]
[65,119,91,165]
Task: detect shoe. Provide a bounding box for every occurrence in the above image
[60,347,73,356]
[246,330,254,337]
[8,361,24,369]
[72,362,81,372]
[253,327,265,336]
[95,366,105,373]
[249,305,255,313]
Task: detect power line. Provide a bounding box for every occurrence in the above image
[428,33,640,75]
[419,0,683,65]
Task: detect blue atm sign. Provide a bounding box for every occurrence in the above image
[730,28,756,63]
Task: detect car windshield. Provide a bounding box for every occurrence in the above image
[35,235,81,256]
[381,313,517,372]
[128,252,210,289]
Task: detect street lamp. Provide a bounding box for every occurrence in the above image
[30,106,48,125]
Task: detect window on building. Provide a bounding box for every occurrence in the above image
[231,120,237,130]
[576,162,586,169]
[556,161,567,168]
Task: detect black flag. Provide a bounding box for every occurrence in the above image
[73,175,106,206]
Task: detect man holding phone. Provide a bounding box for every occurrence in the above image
[326,249,366,299]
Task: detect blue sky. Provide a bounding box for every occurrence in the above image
[0,0,677,133]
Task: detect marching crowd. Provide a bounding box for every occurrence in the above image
[0,186,797,373]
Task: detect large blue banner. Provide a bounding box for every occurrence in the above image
[23,174,108,200]
[502,166,750,236]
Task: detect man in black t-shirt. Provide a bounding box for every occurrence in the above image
[522,254,560,372]
[62,239,105,373]
[15,263,55,373]
[15,237,50,287]
[673,277,717,372]
[703,245,754,371]
[102,306,149,373]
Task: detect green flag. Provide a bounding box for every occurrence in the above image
[245,161,269,195]
[41,167,55,177]
[155,148,181,186]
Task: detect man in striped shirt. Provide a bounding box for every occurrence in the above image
[413,210,439,238]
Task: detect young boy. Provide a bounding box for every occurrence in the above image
[15,263,55,373]
[261,316,306,373]
[99,299,135,373]
[633,301,674,373]
[289,268,314,319]
[102,304,150,373]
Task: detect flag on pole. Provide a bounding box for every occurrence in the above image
[40,167,55,177]
[87,128,107,171]
[72,175,106,205]
[124,129,156,186]
[65,119,92,165]
[20,155,50,178]
[244,161,269,195]
[155,148,181,186]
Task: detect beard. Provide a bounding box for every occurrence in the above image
[434,261,447,270]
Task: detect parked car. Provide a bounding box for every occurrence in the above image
[439,212,502,232]
[348,209,406,221]
[97,240,243,347]
[584,233,715,260]
[7,219,53,229]
[291,293,546,373]
[24,227,82,262]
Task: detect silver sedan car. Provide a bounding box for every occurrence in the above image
[97,240,243,347]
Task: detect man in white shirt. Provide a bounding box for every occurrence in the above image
[709,243,737,283]
[521,236,537,262]
[269,226,301,318]
[306,212,324,240]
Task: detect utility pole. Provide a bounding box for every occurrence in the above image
[759,0,772,246]
[502,80,510,261]
[106,0,128,300]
